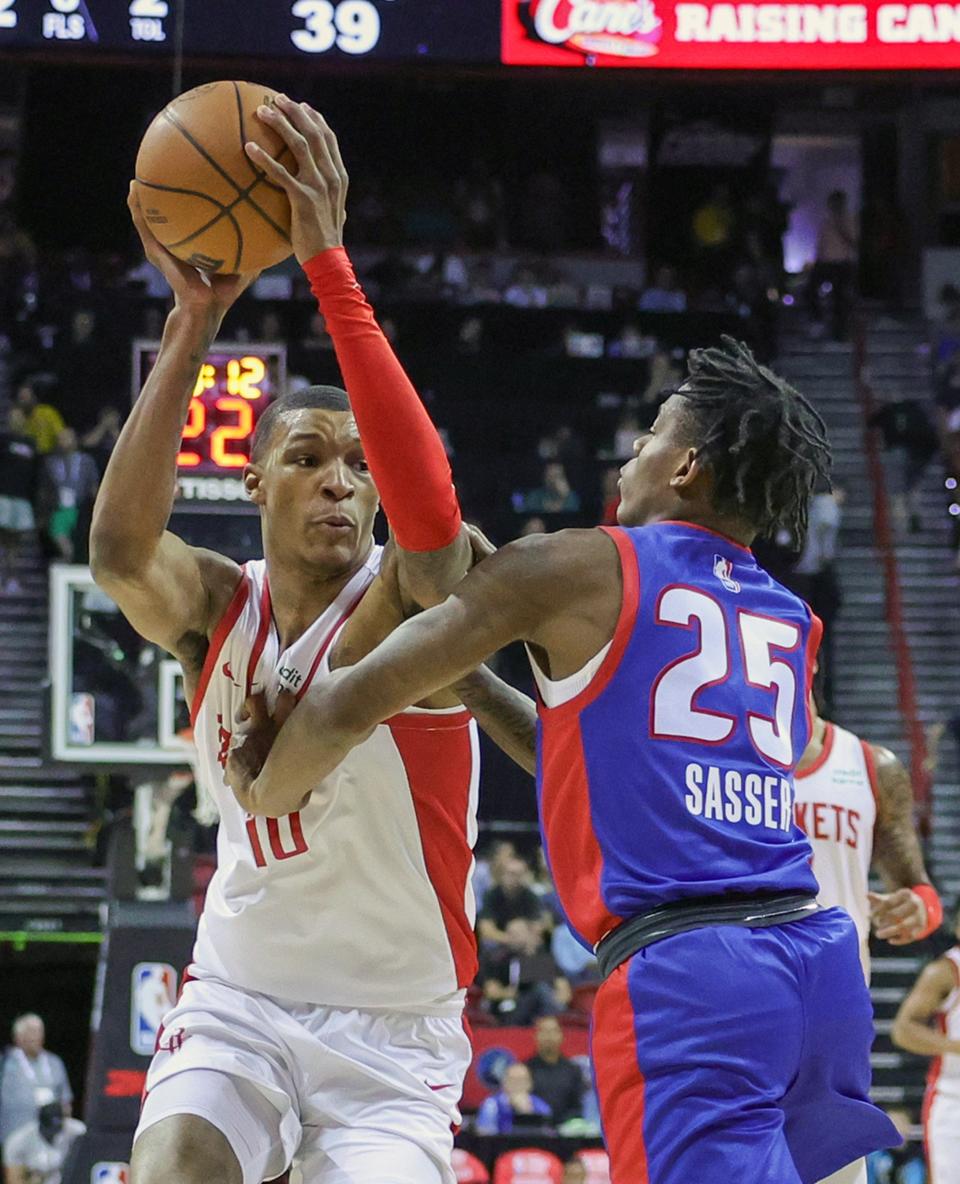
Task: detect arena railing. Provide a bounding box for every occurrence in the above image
[852,322,932,832]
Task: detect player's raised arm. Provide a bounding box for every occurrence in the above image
[866,745,943,945]
[246,97,473,607]
[89,189,253,661]
[227,528,620,815]
[891,959,960,1056]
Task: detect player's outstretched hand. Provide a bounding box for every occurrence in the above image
[226,691,299,809]
[246,95,347,264]
[128,183,260,313]
[868,888,930,945]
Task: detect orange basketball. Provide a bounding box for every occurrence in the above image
[134,80,295,275]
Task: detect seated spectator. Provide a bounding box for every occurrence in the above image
[38,427,99,563]
[639,265,687,313]
[3,1103,85,1184]
[866,1107,924,1183]
[479,857,544,946]
[473,839,518,913]
[15,378,64,455]
[504,266,548,309]
[0,1015,80,1165]
[519,463,581,515]
[519,516,547,537]
[81,405,122,478]
[0,408,37,595]
[475,1063,552,1135]
[479,918,571,1024]
[551,923,599,984]
[612,411,641,459]
[525,1017,585,1125]
[869,395,940,533]
[562,1161,587,1184]
[606,324,655,360]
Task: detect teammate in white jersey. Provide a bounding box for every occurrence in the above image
[795,697,942,1184]
[795,695,940,979]
[90,100,520,1184]
[892,912,960,1184]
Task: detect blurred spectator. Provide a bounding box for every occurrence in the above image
[15,379,65,455]
[525,1017,585,1125]
[0,407,37,594]
[458,316,485,356]
[520,516,548,537]
[475,1062,552,1135]
[612,411,641,459]
[0,1016,75,1149]
[504,266,549,309]
[478,918,571,1024]
[641,350,682,409]
[810,190,858,341]
[456,171,505,250]
[478,857,544,945]
[639,266,687,314]
[787,483,845,714]
[869,396,940,533]
[607,324,655,360]
[81,406,122,478]
[473,839,518,912]
[520,463,581,515]
[38,428,99,564]
[562,1161,588,1184]
[866,1108,925,1183]
[551,923,599,983]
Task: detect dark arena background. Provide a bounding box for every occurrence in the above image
[1,3,960,1182]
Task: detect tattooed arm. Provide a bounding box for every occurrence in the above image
[454,666,537,777]
[868,745,933,944]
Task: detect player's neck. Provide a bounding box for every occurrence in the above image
[652,507,755,548]
[264,552,367,650]
[796,715,827,772]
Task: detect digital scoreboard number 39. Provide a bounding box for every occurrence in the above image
[131,340,286,510]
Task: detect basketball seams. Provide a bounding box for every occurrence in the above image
[163,105,291,250]
[135,179,243,274]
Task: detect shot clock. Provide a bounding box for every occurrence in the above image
[131,340,287,512]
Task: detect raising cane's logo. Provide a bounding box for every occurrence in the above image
[529,0,663,56]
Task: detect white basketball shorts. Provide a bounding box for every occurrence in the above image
[133,972,471,1184]
[926,1091,960,1184]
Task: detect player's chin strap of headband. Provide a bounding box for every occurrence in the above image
[912,884,944,940]
[303,247,462,553]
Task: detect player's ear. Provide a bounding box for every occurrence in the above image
[669,447,701,491]
[244,462,265,505]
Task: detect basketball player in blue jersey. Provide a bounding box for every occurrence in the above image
[227,338,900,1184]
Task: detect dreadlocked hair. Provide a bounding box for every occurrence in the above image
[677,335,831,543]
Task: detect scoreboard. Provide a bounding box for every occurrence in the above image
[131,339,286,511]
[0,0,499,61]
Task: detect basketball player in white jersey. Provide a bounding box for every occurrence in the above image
[90,99,519,1184]
[892,908,960,1184]
[795,693,940,978]
[795,695,941,1184]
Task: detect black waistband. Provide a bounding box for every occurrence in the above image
[594,892,820,980]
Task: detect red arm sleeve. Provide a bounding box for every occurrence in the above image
[303,247,461,552]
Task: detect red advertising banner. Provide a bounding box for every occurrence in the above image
[501,0,960,67]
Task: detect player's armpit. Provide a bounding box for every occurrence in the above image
[92,532,240,674]
[891,959,958,1055]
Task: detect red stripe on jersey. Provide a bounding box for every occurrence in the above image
[860,739,880,806]
[539,707,623,949]
[802,609,824,743]
[190,571,249,727]
[592,965,650,1183]
[796,722,835,781]
[388,713,478,989]
[246,575,274,697]
[296,582,370,702]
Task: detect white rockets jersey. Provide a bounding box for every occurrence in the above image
[189,546,480,1015]
[793,722,877,968]
[929,948,960,1099]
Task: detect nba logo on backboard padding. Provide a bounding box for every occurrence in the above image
[92,1164,129,1184]
[130,963,177,1055]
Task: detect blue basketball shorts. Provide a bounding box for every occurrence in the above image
[591,907,900,1183]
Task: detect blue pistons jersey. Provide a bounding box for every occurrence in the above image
[536,520,821,951]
